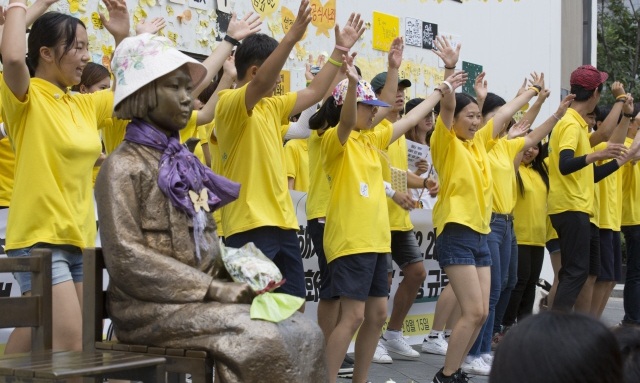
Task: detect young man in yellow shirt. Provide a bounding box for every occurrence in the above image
[214,1,364,300]
[548,65,630,311]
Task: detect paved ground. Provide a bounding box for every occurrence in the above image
[337,297,625,383]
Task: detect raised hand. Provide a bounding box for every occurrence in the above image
[342,52,359,82]
[528,71,544,90]
[554,94,576,119]
[287,0,311,43]
[516,78,528,97]
[432,35,460,69]
[474,72,488,102]
[334,12,365,50]
[135,17,165,35]
[100,0,130,45]
[536,88,551,104]
[226,11,262,41]
[624,93,634,115]
[611,81,626,99]
[439,71,467,94]
[388,36,404,69]
[508,119,530,139]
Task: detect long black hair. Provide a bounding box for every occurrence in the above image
[516,135,549,197]
[28,12,86,72]
[309,96,341,130]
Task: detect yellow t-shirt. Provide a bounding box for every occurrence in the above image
[376,120,413,231]
[215,84,298,237]
[100,117,129,155]
[1,77,113,250]
[284,138,310,193]
[594,141,621,230]
[179,111,206,164]
[489,137,525,214]
[431,116,497,236]
[0,136,14,207]
[547,108,594,216]
[306,130,331,220]
[205,121,224,237]
[322,125,392,262]
[621,136,640,226]
[513,163,547,246]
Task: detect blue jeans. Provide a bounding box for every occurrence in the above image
[469,214,516,356]
[494,221,518,334]
[621,225,640,324]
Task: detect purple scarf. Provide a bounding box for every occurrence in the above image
[124,118,240,218]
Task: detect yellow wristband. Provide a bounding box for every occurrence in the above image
[616,94,628,100]
[327,57,343,68]
[528,86,540,95]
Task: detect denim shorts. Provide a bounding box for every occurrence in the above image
[436,223,491,268]
[7,243,83,294]
[329,253,388,301]
[390,230,424,269]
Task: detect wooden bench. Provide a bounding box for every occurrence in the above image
[0,248,166,382]
[83,247,214,383]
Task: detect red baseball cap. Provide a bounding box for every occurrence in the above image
[570,65,608,91]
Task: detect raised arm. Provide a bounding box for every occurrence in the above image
[474,72,487,115]
[291,12,365,116]
[134,17,166,35]
[431,35,461,129]
[25,0,59,26]
[391,71,467,143]
[590,82,626,146]
[244,0,310,111]
[336,54,359,145]
[610,94,634,145]
[197,55,236,126]
[520,88,550,126]
[193,12,261,98]
[491,72,544,138]
[2,0,32,100]
[100,0,131,48]
[522,94,575,151]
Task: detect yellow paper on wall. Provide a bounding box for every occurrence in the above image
[372,11,399,52]
[252,0,280,18]
[310,0,336,38]
[274,70,290,96]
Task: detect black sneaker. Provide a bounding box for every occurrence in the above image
[453,368,470,382]
[431,367,457,383]
[337,357,354,378]
[343,354,355,364]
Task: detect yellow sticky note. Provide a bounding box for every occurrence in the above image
[166,5,174,16]
[167,31,178,45]
[372,11,399,52]
[281,6,306,40]
[274,70,290,97]
[310,0,335,38]
[91,12,104,30]
[252,0,279,18]
[69,0,80,13]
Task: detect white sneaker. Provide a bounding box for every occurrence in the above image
[372,341,393,364]
[480,353,493,366]
[382,336,420,359]
[421,333,448,356]
[461,356,491,376]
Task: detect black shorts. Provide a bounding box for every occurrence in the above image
[597,229,623,282]
[329,253,388,301]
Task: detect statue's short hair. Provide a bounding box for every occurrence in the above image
[114,80,158,120]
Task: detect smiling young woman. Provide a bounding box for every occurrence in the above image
[0,0,130,353]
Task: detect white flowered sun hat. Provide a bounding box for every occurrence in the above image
[111,33,208,108]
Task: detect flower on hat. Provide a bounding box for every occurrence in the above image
[331,79,391,108]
